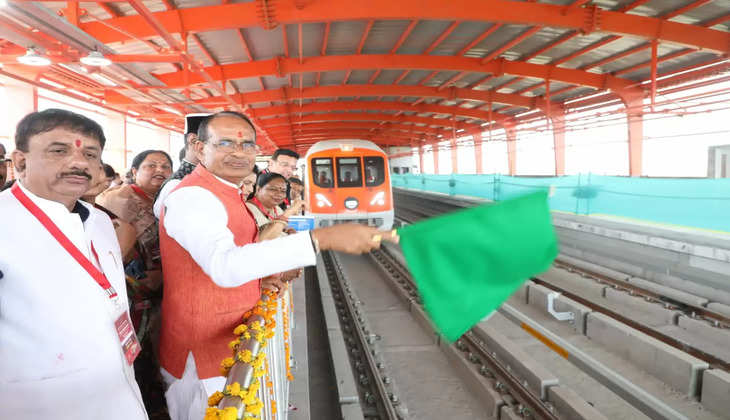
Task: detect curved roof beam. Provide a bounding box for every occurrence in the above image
[156,55,633,92]
[260,112,483,131]
[265,121,449,136]
[79,0,730,53]
[252,101,504,122]
[276,130,440,142]
[254,101,508,123]
[195,85,557,112]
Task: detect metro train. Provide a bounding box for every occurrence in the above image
[304,140,394,230]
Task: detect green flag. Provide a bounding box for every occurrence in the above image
[397,191,558,342]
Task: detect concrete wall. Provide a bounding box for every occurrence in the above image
[554,212,730,296]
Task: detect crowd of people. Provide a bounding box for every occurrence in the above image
[0,109,396,420]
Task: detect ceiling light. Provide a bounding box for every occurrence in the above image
[17,48,51,66]
[80,51,111,66]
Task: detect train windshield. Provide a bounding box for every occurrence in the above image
[364,156,385,187]
[336,157,363,188]
[311,158,334,188]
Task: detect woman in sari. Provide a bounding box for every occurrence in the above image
[97,150,173,419]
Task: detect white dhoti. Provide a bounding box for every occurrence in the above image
[161,352,227,420]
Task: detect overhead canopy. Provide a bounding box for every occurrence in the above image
[0,0,728,153]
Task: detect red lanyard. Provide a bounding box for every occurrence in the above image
[11,183,118,299]
[250,197,277,220]
[130,184,151,202]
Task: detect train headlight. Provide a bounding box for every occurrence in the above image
[369,191,385,206]
[344,197,359,210]
[316,193,333,207]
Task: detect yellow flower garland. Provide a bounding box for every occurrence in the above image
[208,290,280,419]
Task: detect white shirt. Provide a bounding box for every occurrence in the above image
[153,160,199,219]
[162,175,316,288]
[153,178,180,219]
[0,183,147,420]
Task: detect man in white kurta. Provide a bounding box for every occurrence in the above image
[158,111,395,420]
[0,109,147,420]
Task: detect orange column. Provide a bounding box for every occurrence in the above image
[504,121,517,176]
[550,108,566,176]
[418,145,425,174]
[617,89,644,177]
[474,133,483,174]
[450,118,458,174]
[433,145,440,174]
[450,137,458,174]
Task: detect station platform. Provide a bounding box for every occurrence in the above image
[279,188,730,420]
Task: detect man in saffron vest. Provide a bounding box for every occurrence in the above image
[0,109,147,420]
[158,111,392,419]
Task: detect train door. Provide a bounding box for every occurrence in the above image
[333,156,364,216]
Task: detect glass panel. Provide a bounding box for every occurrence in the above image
[336,157,362,187]
[311,158,334,188]
[364,156,385,187]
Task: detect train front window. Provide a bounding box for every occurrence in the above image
[364,156,385,187]
[336,157,362,187]
[312,158,334,188]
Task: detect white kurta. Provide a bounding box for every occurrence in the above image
[0,183,147,420]
[160,174,316,420]
[153,178,180,219]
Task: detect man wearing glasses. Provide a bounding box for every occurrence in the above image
[158,111,394,419]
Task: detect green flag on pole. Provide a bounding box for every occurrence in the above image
[397,191,558,342]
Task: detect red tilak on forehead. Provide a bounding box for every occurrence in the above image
[74,139,82,148]
[237,131,243,138]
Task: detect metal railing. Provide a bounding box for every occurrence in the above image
[207,290,294,420]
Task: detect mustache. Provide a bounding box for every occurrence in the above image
[59,170,92,180]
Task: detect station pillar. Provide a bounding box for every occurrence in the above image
[617,89,644,177]
[550,108,566,176]
[418,145,425,174]
[474,133,483,174]
[450,137,458,174]
[432,144,440,174]
[503,120,517,176]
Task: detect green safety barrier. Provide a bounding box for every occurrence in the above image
[392,173,730,234]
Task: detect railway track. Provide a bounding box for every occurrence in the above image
[378,188,730,419]
[369,248,561,420]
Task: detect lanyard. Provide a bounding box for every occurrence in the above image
[11,183,118,299]
[250,197,277,220]
[130,184,151,202]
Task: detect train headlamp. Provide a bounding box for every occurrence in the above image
[315,193,332,207]
[369,191,385,206]
[344,197,359,210]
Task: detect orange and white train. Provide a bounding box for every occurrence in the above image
[304,140,393,230]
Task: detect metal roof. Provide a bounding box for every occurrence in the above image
[0,0,729,152]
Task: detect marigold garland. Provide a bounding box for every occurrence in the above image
[208,290,280,420]
[282,295,294,381]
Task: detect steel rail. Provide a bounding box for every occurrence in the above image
[531,276,730,371]
[393,190,730,373]
[374,246,689,420]
[320,251,402,420]
[551,260,730,328]
[370,248,559,420]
